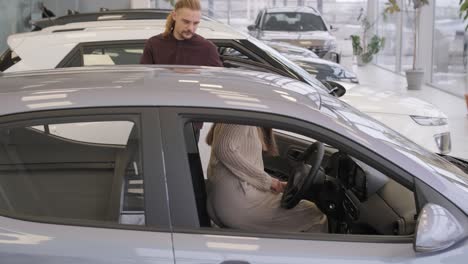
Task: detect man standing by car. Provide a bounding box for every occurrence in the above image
[140,0,222,67]
[140,0,222,140]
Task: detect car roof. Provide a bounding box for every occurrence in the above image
[27,19,244,38]
[264,6,320,14]
[0,65,321,116]
[6,19,247,72]
[8,19,246,49]
[32,8,215,30]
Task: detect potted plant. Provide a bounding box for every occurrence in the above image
[384,0,429,90]
[350,15,385,66]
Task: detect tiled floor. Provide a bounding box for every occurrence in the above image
[352,63,468,159]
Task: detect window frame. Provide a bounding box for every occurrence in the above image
[0,107,170,232]
[159,106,424,244]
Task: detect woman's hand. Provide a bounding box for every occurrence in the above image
[270,178,287,193]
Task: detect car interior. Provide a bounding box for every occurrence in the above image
[185,121,417,236]
[0,122,144,225]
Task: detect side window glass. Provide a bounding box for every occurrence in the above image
[0,49,21,72]
[82,45,144,66]
[219,47,252,61]
[31,121,134,145]
[186,121,416,236]
[62,50,82,68]
[0,119,144,226]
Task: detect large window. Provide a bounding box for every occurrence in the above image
[376,0,398,71]
[0,118,144,225]
[432,0,467,97]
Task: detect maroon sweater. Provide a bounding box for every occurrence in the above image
[140,33,223,67]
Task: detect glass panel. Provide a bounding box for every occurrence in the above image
[83,45,144,66]
[432,0,467,97]
[0,119,144,226]
[0,49,21,72]
[376,0,398,71]
[401,8,415,72]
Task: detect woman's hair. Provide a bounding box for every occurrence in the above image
[163,0,201,38]
[206,124,279,156]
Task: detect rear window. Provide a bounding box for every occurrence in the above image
[0,49,21,72]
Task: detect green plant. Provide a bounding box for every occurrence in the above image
[350,15,385,64]
[384,0,429,70]
[461,0,468,30]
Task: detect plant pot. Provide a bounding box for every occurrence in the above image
[405,69,424,90]
[357,55,366,66]
[357,54,373,66]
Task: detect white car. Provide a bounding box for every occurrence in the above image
[1,19,450,154]
[248,6,341,63]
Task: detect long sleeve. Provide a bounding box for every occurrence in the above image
[212,124,272,191]
[140,40,155,64]
[204,43,223,67]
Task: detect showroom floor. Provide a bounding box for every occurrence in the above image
[352,64,468,159]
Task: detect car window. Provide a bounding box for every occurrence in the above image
[218,46,258,62]
[263,12,327,32]
[82,45,144,66]
[0,49,21,72]
[181,120,417,237]
[0,119,145,226]
[31,121,134,145]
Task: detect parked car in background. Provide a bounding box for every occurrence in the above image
[248,6,341,63]
[265,40,358,84]
[0,65,467,263]
[0,19,450,154]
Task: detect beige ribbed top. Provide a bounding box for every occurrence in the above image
[208,124,273,191]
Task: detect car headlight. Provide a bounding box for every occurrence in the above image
[410,115,448,126]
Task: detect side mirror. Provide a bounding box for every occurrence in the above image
[330,25,338,32]
[324,80,346,98]
[414,203,467,253]
[322,51,340,64]
[247,25,256,31]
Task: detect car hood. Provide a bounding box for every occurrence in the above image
[339,83,447,118]
[261,31,334,41]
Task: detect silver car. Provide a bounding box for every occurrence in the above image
[0,66,467,263]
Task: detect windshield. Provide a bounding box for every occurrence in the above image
[248,37,331,93]
[263,12,327,31]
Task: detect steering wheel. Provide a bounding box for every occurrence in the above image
[281,141,325,209]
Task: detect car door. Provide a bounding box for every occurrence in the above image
[0,108,174,264]
[159,107,467,264]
